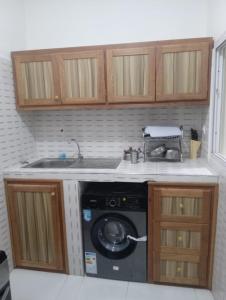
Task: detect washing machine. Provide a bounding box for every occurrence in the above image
[81,182,147,282]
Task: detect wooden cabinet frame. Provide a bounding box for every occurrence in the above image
[12,37,213,110]
[156,42,210,102]
[148,182,218,288]
[5,179,68,274]
[57,50,106,104]
[152,186,211,223]
[106,47,156,103]
[13,54,61,107]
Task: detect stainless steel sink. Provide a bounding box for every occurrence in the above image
[24,158,76,168]
[24,158,121,169]
[69,158,121,169]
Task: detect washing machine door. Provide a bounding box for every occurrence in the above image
[91,213,137,259]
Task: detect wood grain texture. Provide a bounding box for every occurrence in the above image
[5,179,68,274]
[13,54,61,106]
[156,42,210,101]
[153,187,211,223]
[148,182,218,288]
[106,47,155,103]
[12,37,213,109]
[58,50,106,104]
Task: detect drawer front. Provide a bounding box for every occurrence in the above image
[153,187,211,223]
[153,253,207,287]
[154,222,209,255]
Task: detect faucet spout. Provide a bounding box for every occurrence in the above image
[70,139,83,160]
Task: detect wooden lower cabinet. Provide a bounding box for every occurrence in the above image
[148,183,218,288]
[5,179,68,273]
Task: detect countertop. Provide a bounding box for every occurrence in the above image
[3,158,219,183]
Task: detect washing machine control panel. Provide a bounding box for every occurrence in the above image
[105,196,143,209]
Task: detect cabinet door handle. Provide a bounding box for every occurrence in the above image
[51,192,55,196]
[179,203,184,209]
[177,267,182,272]
[54,95,59,100]
[177,236,182,241]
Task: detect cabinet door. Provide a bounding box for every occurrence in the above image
[58,50,105,104]
[106,47,155,103]
[152,186,211,223]
[13,54,61,106]
[6,180,68,273]
[156,42,210,101]
[153,253,208,287]
[154,223,209,286]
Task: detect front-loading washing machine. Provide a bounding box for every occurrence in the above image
[81,182,147,282]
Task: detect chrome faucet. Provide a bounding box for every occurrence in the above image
[70,139,83,160]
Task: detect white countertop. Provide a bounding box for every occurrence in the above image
[3,158,219,183]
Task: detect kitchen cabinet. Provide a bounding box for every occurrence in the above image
[5,179,68,273]
[148,183,218,288]
[13,49,105,108]
[156,42,210,102]
[57,50,105,104]
[12,37,213,109]
[106,47,155,103]
[13,53,61,106]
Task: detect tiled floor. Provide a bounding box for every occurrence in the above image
[10,269,214,300]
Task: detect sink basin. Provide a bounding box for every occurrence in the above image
[69,158,121,169]
[24,158,121,169]
[24,158,76,168]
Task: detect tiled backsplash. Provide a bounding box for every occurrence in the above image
[0,57,35,267]
[33,106,209,159]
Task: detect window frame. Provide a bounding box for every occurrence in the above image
[211,33,226,165]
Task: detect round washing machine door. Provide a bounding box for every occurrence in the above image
[91,213,137,259]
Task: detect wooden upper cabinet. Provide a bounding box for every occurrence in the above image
[57,50,106,104]
[13,54,61,107]
[106,47,156,103]
[12,38,212,109]
[156,42,210,101]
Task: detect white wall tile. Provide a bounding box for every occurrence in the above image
[0,57,36,268]
[32,106,208,159]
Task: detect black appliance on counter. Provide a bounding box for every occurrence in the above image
[0,251,11,300]
[81,182,147,282]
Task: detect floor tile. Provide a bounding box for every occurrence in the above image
[79,277,128,300]
[127,282,197,300]
[56,276,84,300]
[194,289,214,300]
[10,269,67,300]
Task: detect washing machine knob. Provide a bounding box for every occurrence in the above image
[109,199,117,207]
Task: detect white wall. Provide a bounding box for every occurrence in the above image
[0,0,26,57]
[24,0,209,50]
[208,0,226,39]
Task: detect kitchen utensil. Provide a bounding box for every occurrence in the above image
[123,147,132,161]
[150,144,166,157]
[191,128,198,141]
[131,150,139,164]
[165,148,180,160]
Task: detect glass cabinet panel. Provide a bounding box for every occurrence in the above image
[59,50,105,104]
[63,58,98,98]
[112,54,149,97]
[160,260,199,280]
[156,42,209,101]
[107,47,155,103]
[21,61,54,101]
[161,229,201,250]
[15,191,55,264]
[161,196,202,218]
